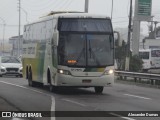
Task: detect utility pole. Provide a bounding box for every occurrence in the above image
[125,0,132,71]
[18,0,21,56]
[154,21,158,38]
[84,0,89,13]
[111,0,114,20]
[0,17,6,56]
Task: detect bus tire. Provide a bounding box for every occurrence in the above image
[28,71,34,87]
[94,86,103,94]
[49,83,54,92]
[48,70,54,92]
[49,81,58,92]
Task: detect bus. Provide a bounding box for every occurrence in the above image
[22,11,114,93]
[139,49,160,71]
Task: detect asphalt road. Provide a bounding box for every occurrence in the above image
[0,76,160,120]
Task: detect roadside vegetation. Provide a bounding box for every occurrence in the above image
[115,40,143,72]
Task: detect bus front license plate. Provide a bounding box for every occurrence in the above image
[82,79,91,83]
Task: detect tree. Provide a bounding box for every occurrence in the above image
[115,40,127,70]
[129,55,143,72]
[115,40,143,72]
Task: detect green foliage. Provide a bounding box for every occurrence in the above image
[115,40,127,70]
[129,55,143,72]
[115,40,143,71]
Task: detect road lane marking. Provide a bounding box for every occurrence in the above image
[0,81,47,96]
[0,80,56,120]
[62,99,86,107]
[110,113,136,120]
[124,94,151,100]
[51,97,55,120]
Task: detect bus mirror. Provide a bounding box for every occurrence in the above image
[109,35,114,49]
[53,32,59,46]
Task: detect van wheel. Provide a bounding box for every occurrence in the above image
[94,87,104,94]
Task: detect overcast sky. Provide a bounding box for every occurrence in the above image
[0,0,160,40]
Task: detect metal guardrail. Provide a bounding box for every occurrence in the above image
[115,71,160,86]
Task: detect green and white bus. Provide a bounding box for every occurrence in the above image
[22,11,114,93]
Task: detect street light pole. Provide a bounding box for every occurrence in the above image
[125,0,132,71]
[18,0,21,56]
[111,0,114,21]
[85,0,89,13]
[0,17,6,56]
[21,7,29,23]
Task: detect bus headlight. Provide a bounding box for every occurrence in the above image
[58,69,71,75]
[103,69,114,75]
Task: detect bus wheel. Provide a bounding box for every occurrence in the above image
[49,83,54,92]
[94,86,103,94]
[28,72,34,87]
[49,82,58,92]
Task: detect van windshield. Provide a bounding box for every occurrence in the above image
[151,50,160,57]
[139,52,149,59]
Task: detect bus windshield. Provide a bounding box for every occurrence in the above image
[58,34,113,67]
[57,18,114,67]
[58,18,112,32]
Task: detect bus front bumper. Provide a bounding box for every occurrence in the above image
[55,74,114,87]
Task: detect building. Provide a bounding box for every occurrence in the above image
[140,38,160,49]
[9,35,23,56]
[0,39,12,56]
[140,27,160,49]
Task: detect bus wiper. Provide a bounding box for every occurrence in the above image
[74,48,85,65]
[88,39,100,66]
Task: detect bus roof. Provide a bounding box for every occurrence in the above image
[25,11,110,26]
[44,11,110,18]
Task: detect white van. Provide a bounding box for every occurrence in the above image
[139,49,160,71]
